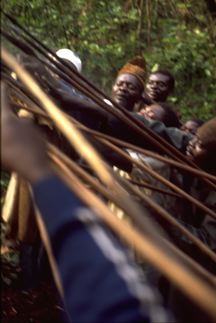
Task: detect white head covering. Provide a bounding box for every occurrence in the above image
[56,48,82,73]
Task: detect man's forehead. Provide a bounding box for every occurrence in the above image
[148,73,169,83]
[115,73,141,86]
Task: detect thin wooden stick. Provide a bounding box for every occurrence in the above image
[50,152,216,319]
[2,48,164,244]
[3,48,216,257]
[81,127,216,182]
[127,179,183,198]
[48,143,167,241]
[49,143,216,265]
[2,27,216,189]
[115,171,216,263]
[12,100,216,183]
[2,17,216,192]
[65,113,216,221]
[92,134,216,220]
[49,144,216,286]
[3,47,216,318]
[13,93,216,270]
[10,98,216,220]
[1,47,113,187]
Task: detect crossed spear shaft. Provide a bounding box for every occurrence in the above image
[1,11,216,194]
[50,151,216,320]
[6,97,216,264]
[2,34,216,260]
[3,47,216,265]
[48,143,216,285]
[8,95,216,221]
[2,47,216,320]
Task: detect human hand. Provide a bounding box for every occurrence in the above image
[1,83,53,184]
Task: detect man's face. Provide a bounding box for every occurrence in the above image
[112,74,143,111]
[146,73,171,102]
[139,104,164,122]
[181,121,199,135]
[186,136,207,166]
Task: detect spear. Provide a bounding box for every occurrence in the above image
[1,15,216,192]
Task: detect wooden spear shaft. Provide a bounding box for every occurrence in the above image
[8,94,216,221]
[62,113,216,220]
[91,134,216,220]
[9,94,216,221]
[3,17,215,192]
[3,46,216,318]
[2,47,165,244]
[53,149,216,287]
[48,144,216,286]
[115,171,216,263]
[50,152,216,320]
[12,100,216,183]
[80,126,216,182]
[49,143,216,264]
[48,143,167,242]
[1,47,113,187]
[5,55,216,186]
[12,96,216,271]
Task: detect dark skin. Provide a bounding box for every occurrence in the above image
[145,73,171,102]
[2,81,213,177]
[138,104,165,122]
[186,135,208,168]
[181,121,200,135]
[112,74,143,111]
[1,84,53,184]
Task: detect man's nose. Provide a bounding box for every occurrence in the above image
[119,83,127,90]
[150,82,157,89]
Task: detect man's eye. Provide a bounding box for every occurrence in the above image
[116,82,122,86]
[197,142,204,149]
[128,85,135,90]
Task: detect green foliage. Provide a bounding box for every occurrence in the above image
[1,0,216,120]
[1,172,10,206]
[144,23,216,120]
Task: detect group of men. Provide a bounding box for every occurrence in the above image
[1,48,216,323]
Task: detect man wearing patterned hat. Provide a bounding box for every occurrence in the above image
[111,57,147,111]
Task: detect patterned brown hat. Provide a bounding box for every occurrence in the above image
[118,56,147,88]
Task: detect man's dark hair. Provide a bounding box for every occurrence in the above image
[158,102,181,128]
[151,70,175,92]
